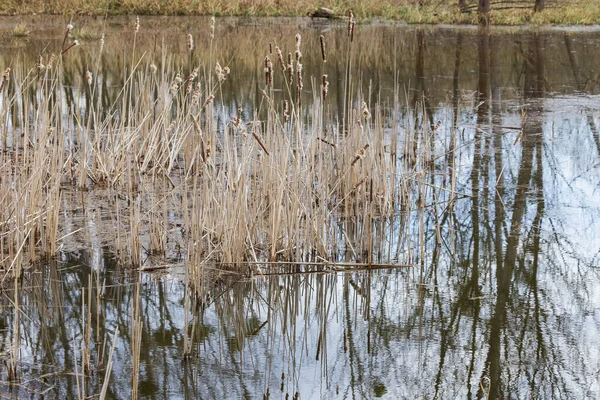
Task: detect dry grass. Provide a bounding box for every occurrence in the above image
[0,0,597,25]
[11,22,30,36]
[0,17,440,291]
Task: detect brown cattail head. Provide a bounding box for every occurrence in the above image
[322,74,329,99]
[186,67,199,93]
[191,83,201,106]
[287,53,294,85]
[0,68,10,92]
[319,35,327,62]
[295,33,301,52]
[187,33,194,51]
[170,74,182,96]
[269,43,273,54]
[283,100,289,124]
[201,94,215,109]
[347,10,354,37]
[264,56,273,87]
[134,16,140,33]
[347,10,356,42]
[362,101,371,119]
[86,70,93,86]
[275,46,286,72]
[210,17,216,40]
[351,144,370,166]
[296,59,303,105]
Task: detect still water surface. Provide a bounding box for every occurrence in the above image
[1,16,600,399]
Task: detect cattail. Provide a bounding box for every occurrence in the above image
[215,62,226,82]
[287,53,294,85]
[283,100,289,124]
[187,33,194,51]
[264,56,273,87]
[191,83,201,106]
[170,82,178,97]
[319,35,327,62]
[232,105,247,136]
[362,101,371,119]
[275,46,286,72]
[296,60,303,105]
[295,33,301,52]
[350,20,355,42]
[150,63,157,74]
[432,120,442,134]
[99,33,105,54]
[0,68,10,93]
[351,144,370,166]
[269,43,272,54]
[134,16,140,33]
[170,73,183,96]
[210,17,215,40]
[223,66,230,75]
[61,40,79,55]
[201,94,215,109]
[322,74,329,99]
[186,67,199,94]
[347,10,354,37]
[86,70,93,86]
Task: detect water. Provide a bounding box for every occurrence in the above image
[1,16,600,399]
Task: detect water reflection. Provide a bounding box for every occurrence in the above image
[1,18,600,399]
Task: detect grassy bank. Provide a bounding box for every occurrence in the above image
[0,0,598,25]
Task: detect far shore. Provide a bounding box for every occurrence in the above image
[0,1,599,26]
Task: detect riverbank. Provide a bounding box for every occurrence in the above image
[0,0,598,26]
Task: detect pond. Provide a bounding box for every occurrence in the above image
[0,16,599,399]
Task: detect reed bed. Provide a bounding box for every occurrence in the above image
[0,16,437,276]
[0,16,461,391]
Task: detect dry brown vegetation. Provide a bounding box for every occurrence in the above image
[1,15,433,292]
[0,0,597,25]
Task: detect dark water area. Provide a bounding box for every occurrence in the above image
[1,16,600,399]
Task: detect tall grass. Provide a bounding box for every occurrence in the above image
[0,17,455,277]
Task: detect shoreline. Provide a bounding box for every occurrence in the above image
[1,14,600,33]
[0,3,599,26]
